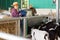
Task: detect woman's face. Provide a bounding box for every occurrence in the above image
[29,5,32,8]
[14,5,18,9]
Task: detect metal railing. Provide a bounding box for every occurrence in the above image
[0,16,48,37]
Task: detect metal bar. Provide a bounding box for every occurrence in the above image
[23,18,27,37]
[56,0,59,23]
[17,19,20,36]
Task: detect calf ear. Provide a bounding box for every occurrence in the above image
[44,34,48,39]
[33,32,35,36]
[56,23,59,26]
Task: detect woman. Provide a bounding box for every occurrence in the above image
[11,2,21,17]
[29,5,37,16]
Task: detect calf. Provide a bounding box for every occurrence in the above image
[39,21,59,40]
[31,29,49,40]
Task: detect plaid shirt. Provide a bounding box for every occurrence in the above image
[11,8,19,17]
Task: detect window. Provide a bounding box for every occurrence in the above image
[21,0,29,9]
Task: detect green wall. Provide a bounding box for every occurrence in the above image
[0,0,21,10]
[29,0,56,8]
[0,0,56,10]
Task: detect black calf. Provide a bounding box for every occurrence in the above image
[31,21,60,40]
[39,21,59,40]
